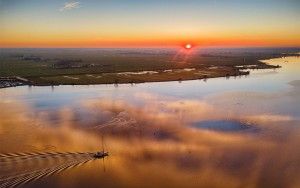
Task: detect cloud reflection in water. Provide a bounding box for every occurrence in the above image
[1,83,300,188]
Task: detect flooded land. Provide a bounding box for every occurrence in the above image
[0,50,300,188]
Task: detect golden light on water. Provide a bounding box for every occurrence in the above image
[1,83,300,188]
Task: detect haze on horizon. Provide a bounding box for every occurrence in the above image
[0,0,300,48]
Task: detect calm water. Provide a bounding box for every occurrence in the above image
[0,56,300,188]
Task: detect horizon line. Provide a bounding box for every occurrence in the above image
[1,46,300,49]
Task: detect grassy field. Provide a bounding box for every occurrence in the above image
[0,48,298,85]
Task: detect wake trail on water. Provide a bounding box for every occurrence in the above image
[0,152,95,188]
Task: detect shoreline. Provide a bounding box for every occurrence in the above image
[2,52,297,89]
[0,64,281,89]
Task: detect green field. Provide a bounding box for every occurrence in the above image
[0,48,296,85]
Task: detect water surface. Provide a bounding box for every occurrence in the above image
[0,56,300,188]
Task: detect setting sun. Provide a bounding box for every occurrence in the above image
[185,44,192,49]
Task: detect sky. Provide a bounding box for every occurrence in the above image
[0,0,300,48]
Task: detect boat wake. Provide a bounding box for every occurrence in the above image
[0,152,95,188]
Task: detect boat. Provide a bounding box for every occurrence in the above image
[93,151,109,158]
[93,135,109,159]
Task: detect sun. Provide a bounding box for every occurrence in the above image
[185,44,192,49]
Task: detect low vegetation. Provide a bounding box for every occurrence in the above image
[0,48,297,86]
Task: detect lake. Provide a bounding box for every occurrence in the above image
[0,56,299,188]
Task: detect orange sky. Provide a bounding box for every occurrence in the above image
[0,1,300,48]
[1,35,299,48]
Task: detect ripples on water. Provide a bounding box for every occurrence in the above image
[0,56,300,188]
[0,152,94,188]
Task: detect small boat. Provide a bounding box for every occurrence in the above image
[93,151,109,159]
[93,135,109,159]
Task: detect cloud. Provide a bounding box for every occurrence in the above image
[60,1,81,11]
